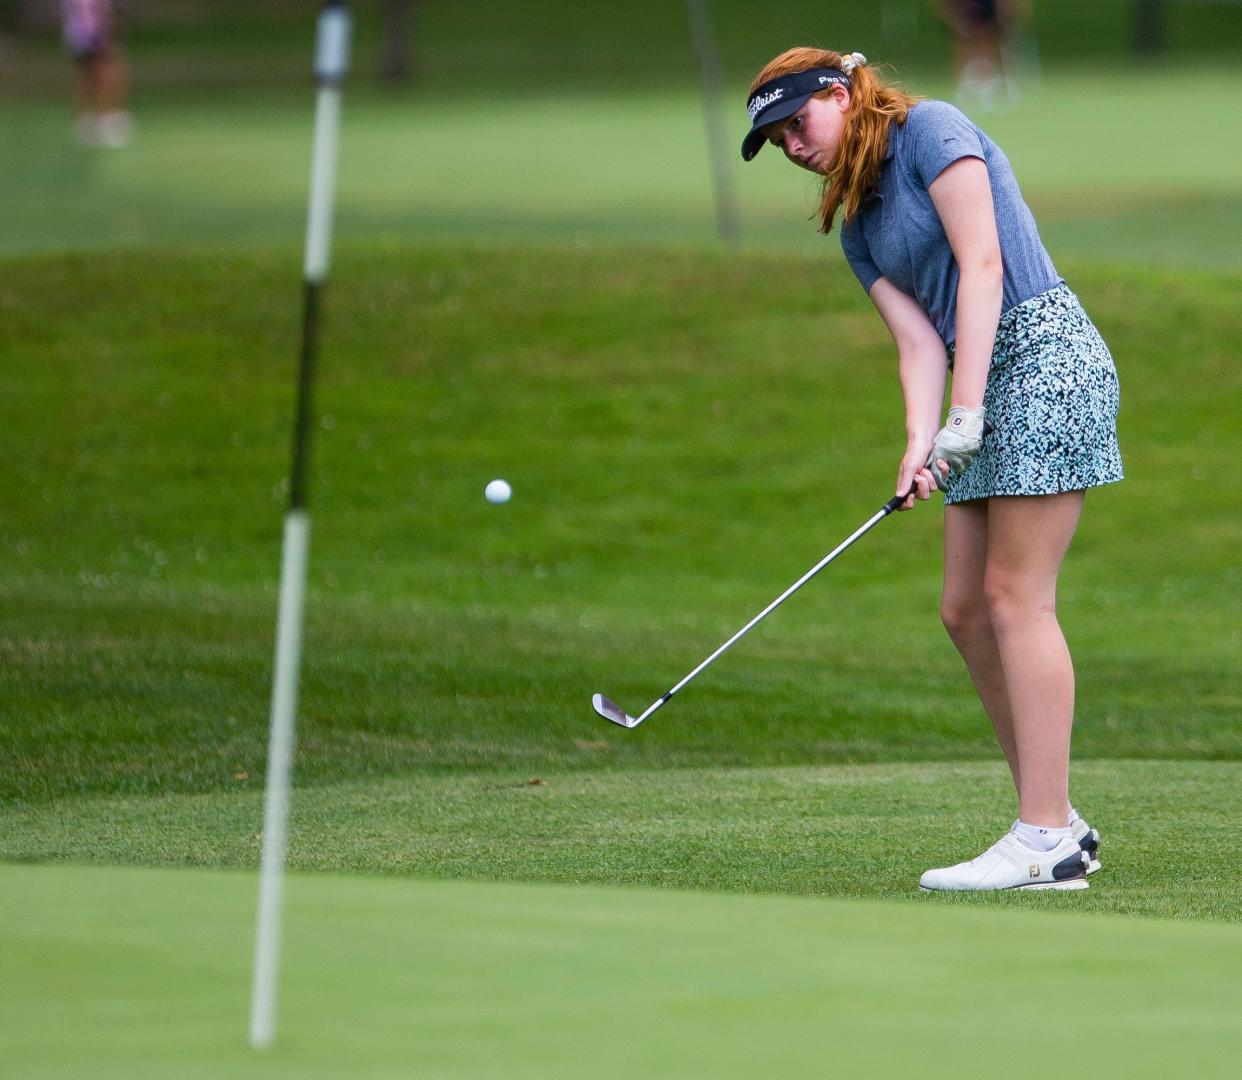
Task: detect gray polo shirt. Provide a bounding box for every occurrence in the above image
[840,100,1061,347]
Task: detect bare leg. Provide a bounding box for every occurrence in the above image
[97,50,129,114]
[74,57,99,118]
[941,500,1020,789]
[984,492,1084,827]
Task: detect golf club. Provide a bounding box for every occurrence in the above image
[591,443,988,730]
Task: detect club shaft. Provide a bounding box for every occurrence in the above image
[635,502,895,722]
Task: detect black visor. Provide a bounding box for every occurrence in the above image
[741,67,849,161]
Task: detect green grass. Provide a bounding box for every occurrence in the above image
[2,243,1240,807]
[6,0,1239,267]
[6,761,1242,922]
[4,10,1240,1066]
[3,68,1240,1079]
[2,241,1239,937]
[6,863,1242,1078]
[5,72,1242,266]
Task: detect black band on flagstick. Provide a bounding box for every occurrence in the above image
[289,281,320,512]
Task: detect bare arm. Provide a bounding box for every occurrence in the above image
[868,276,947,510]
[929,156,1003,410]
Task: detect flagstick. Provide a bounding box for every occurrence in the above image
[249,1,351,1050]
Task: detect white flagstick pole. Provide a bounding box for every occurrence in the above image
[249,0,351,1051]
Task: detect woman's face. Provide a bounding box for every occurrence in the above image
[762,88,849,175]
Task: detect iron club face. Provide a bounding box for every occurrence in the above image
[592,693,640,728]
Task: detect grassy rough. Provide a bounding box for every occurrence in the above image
[3,244,1239,807]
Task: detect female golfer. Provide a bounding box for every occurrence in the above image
[742,48,1121,891]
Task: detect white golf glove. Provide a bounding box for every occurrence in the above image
[926,406,987,487]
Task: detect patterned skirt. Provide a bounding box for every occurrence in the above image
[943,283,1124,505]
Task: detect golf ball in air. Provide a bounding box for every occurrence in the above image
[485,479,512,504]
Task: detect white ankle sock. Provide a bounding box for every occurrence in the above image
[1014,820,1074,852]
[1067,806,1081,826]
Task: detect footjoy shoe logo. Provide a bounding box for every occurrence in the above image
[1029,864,1040,878]
[748,89,784,119]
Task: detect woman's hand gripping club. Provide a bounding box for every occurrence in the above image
[896,410,993,510]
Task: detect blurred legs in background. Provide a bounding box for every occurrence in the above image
[934,0,1040,111]
[62,0,131,147]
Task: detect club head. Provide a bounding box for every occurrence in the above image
[592,693,640,729]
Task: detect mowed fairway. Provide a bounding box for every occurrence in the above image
[8,760,1242,922]
[5,863,1242,1079]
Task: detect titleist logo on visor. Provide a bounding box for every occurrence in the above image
[748,88,784,120]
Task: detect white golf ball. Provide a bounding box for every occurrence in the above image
[485,479,512,504]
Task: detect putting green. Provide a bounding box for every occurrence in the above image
[3,863,1239,1078]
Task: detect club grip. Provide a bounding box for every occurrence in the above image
[884,419,997,514]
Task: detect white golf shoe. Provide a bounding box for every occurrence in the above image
[1071,817,1101,874]
[919,830,1089,892]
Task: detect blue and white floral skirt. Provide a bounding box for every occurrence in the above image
[944,283,1124,505]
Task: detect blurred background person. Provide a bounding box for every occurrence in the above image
[935,0,1039,111]
[61,0,131,147]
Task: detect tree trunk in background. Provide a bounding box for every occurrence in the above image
[378,0,416,83]
[686,0,740,244]
[1132,0,1167,54]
